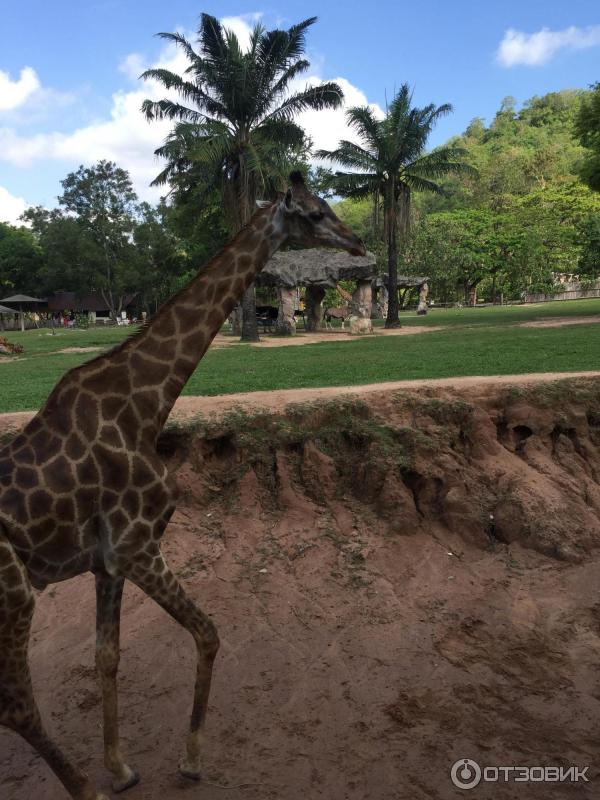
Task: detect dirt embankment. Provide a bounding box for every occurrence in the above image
[2,378,600,800]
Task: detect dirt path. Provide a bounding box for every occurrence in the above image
[212,325,445,348]
[2,371,600,435]
[519,315,600,328]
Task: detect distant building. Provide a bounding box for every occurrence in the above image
[46,291,137,322]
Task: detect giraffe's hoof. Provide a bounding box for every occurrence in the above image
[179,761,202,781]
[112,767,140,793]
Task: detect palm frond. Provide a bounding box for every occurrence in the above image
[316,140,378,172]
[327,169,380,198]
[141,99,207,123]
[264,81,343,124]
[199,14,228,64]
[346,106,382,152]
[401,175,446,194]
[409,147,478,180]
[154,31,199,64]
[255,118,306,150]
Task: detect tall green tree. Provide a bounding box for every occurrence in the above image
[0,222,43,296]
[133,201,191,311]
[318,84,473,326]
[142,13,343,341]
[575,82,600,192]
[21,207,101,296]
[58,160,139,318]
[578,214,600,278]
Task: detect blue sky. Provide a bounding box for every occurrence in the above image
[0,0,598,223]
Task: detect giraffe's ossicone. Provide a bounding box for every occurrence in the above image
[0,172,365,800]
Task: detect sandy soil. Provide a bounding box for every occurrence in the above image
[55,346,103,354]
[519,315,600,328]
[2,377,600,800]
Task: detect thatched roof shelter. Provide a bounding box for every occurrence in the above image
[1,294,46,331]
[374,274,430,289]
[257,248,377,289]
[1,294,46,308]
[256,249,429,292]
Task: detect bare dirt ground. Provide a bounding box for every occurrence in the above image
[2,376,600,800]
[212,325,445,348]
[56,346,103,354]
[519,315,600,328]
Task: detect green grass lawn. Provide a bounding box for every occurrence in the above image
[1,299,599,412]
[376,297,600,328]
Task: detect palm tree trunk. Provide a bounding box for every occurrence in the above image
[241,284,260,341]
[235,170,260,342]
[385,180,400,328]
[387,184,412,327]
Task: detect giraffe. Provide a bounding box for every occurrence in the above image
[0,172,365,800]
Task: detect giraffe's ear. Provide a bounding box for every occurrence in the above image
[284,189,293,209]
[255,199,271,209]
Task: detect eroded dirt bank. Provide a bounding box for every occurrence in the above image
[2,378,600,799]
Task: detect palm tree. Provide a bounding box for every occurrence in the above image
[142,13,343,341]
[318,85,474,327]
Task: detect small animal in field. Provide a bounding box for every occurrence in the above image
[324,306,351,329]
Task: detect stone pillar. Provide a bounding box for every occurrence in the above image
[417,282,429,315]
[371,285,383,319]
[350,279,373,334]
[352,279,373,319]
[305,285,326,331]
[276,286,296,335]
[377,284,389,319]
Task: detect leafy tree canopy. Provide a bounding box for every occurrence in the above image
[575,82,600,191]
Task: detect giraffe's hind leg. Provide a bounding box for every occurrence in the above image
[0,536,106,800]
[95,571,139,793]
[120,544,219,781]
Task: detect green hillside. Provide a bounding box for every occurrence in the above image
[335,89,600,304]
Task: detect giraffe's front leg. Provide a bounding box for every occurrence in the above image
[121,546,219,781]
[0,535,105,800]
[95,571,140,793]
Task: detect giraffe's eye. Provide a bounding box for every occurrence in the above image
[308,211,325,222]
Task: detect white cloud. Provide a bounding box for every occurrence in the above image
[0,44,188,203]
[0,67,40,111]
[297,77,383,154]
[221,12,263,51]
[0,186,28,225]
[119,52,147,82]
[0,14,382,204]
[497,24,600,67]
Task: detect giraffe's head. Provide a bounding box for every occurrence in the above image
[276,172,366,256]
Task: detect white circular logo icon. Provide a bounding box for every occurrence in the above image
[451,758,482,790]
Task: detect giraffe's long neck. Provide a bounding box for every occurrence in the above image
[67,202,286,438]
[135,202,285,428]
